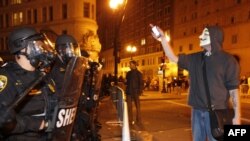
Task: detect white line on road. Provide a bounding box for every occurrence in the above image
[164,100,250,123]
[163,100,190,108]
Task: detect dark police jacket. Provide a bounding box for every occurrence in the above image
[0,62,55,141]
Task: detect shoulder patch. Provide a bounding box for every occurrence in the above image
[0,75,8,92]
[48,84,55,93]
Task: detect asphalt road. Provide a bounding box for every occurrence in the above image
[98,91,250,141]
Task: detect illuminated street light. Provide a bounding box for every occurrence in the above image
[109,0,124,10]
[126,45,137,59]
[109,0,127,85]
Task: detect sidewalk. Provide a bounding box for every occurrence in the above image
[98,90,250,141]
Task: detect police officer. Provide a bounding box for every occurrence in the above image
[0,27,56,140]
[50,34,81,94]
[71,56,103,141]
[49,34,83,140]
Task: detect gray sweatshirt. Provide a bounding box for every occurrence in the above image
[178,26,240,110]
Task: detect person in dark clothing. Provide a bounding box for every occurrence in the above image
[0,27,56,140]
[100,74,112,97]
[151,25,240,141]
[49,34,84,140]
[50,34,80,95]
[125,60,144,126]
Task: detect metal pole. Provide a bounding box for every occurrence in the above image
[161,56,167,93]
[114,17,119,85]
[161,68,167,93]
[111,0,128,85]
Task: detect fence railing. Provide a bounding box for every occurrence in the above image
[110,85,131,141]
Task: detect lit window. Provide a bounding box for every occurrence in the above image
[12,0,22,4]
[141,38,146,45]
[12,12,23,26]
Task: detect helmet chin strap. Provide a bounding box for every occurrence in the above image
[18,48,31,60]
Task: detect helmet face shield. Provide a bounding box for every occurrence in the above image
[25,34,56,68]
[63,43,76,57]
[56,43,80,63]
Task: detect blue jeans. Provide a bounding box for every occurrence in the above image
[191,108,217,141]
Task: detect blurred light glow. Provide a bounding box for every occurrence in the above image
[126,45,137,53]
[164,31,170,42]
[165,35,170,42]
[109,0,124,9]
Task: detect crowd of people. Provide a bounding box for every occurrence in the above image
[143,76,189,93]
[240,75,250,94]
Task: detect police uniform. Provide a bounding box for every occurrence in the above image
[0,62,55,141]
[71,61,102,141]
[49,57,67,95]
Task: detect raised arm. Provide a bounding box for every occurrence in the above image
[150,24,178,63]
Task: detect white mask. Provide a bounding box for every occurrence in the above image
[199,28,211,47]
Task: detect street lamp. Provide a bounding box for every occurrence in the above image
[109,0,125,9]
[109,0,127,85]
[126,45,137,60]
[161,33,170,94]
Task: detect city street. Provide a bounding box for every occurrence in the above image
[99,90,250,141]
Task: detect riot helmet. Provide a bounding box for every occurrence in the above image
[8,27,56,68]
[55,34,80,64]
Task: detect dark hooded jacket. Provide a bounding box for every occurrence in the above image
[178,26,240,110]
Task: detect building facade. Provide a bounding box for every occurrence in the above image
[173,0,250,76]
[0,0,101,61]
[98,0,250,81]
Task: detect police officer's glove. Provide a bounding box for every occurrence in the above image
[0,106,17,133]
